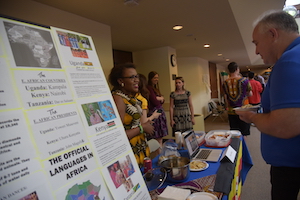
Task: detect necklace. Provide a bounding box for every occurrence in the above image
[112,90,142,128]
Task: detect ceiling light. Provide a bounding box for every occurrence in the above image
[124,0,140,6]
[225,58,230,62]
[173,25,183,30]
[217,53,222,56]
[283,5,298,17]
[204,44,210,48]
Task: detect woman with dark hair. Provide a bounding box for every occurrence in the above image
[136,73,161,157]
[109,63,154,166]
[147,71,168,146]
[169,76,195,135]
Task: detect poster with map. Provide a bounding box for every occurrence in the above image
[0,17,151,200]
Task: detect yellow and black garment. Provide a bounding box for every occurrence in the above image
[112,90,150,166]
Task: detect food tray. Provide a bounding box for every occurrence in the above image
[204,130,232,148]
[194,131,205,146]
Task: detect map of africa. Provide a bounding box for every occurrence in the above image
[4,22,61,68]
[65,180,102,200]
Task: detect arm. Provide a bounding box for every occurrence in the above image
[188,94,195,125]
[140,109,160,122]
[247,81,253,97]
[140,109,148,124]
[156,96,165,103]
[236,108,300,139]
[148,86,162,107]
[147,110,161,121]
[169,95,175,127]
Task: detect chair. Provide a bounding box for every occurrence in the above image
[208,100,225,122]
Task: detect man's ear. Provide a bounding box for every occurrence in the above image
[269,28,279,39]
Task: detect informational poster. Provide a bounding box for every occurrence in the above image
[0,17,150,200]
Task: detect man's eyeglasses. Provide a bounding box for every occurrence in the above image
[121,75,139,80]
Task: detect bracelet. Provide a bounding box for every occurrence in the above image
[138,124,144,133]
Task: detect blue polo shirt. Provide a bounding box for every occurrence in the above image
[261,37,300,167]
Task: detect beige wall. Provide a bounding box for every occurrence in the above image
[177,57,211,118]
[0,0,114,79]
[133,46,177,103]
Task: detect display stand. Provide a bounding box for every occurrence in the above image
[0,17,150,200]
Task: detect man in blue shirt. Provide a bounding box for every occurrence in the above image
[235,11,300,200]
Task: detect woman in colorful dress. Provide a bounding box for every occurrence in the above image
[169,77,195,136]
[147,71,168,146]
[108,63,154,166]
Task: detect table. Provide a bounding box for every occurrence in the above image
[147,137,253,200]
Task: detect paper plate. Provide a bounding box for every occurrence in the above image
[229,130,241,137]
[187,192,218,200]
[233,105,260,111]
[189,160,209,171]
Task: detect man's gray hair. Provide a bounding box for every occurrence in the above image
[253,10,299,34]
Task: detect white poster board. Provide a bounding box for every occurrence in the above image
[0,17,150,200]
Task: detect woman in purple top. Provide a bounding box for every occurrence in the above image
[147,71,168,146]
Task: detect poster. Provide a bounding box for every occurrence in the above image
[0,17,151,200]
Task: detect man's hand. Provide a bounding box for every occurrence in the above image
[235,110,257,123]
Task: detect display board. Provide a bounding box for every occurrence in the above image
[0,17,150,200]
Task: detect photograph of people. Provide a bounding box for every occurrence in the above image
[108,162,126,188]
[82,103,104,126]
[89,103,103,125]
[169,76,195,136]
[18,191,39,200]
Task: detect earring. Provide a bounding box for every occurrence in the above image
[121,83,124,87]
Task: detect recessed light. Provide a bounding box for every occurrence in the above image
[204,44,210,48]
[217,53,222,56]
[173,25,183,30]
[226,58,230,62]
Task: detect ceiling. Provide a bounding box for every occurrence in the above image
[34,0,285,71]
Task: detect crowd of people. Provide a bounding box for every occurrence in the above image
[108,63,195,166]
[108,10,300,200]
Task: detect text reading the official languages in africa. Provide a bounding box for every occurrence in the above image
[48,145,94,180]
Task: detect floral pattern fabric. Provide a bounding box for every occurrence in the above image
[112,90,150,166]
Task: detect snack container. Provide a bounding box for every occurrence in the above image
[194,131,205,146]
[205,130,232,148]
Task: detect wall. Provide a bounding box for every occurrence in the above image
[133,46,177,103]
[0,0,114,79]
[177,57,211,118]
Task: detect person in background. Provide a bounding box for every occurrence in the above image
[136,73,161,157]
[109,63,154,167]
[235,11,300,200]
[169,76,195,136]
[223,62,252,136]
[254,73,266,93]
[147,71,168,146]
[248,71,263,106]
[136,73,161,123]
